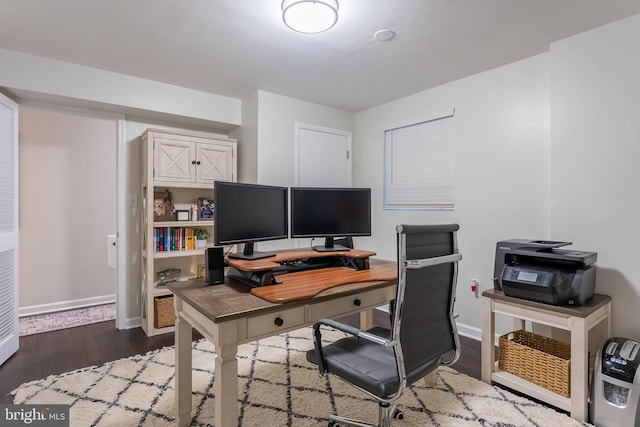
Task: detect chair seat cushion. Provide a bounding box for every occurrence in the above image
[306,327,442,398]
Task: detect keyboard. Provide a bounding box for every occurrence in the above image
[273,258,334,274]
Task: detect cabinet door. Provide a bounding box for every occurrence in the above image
[154,137,196,183]
[196,143,234,183]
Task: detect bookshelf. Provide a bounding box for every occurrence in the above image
[140,129,237,336]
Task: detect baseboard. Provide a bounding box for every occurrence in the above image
[121,316,142,330]
[456,321,482,341]
[19,295,116,317]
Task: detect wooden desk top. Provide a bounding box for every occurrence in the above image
[251,264,397,303]
[482,289,611,317]
[168,259,396,324]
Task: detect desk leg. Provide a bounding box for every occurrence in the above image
[175,308,193,427]
[360,309,374,330]
[569,316,588,422]
[481,296,495,383]
[214,326,239,427]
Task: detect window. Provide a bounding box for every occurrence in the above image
[384,110,454,210]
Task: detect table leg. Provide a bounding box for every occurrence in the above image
[360,309,373,330]
[569,316,588,422]
[214,333,239,427]
[481,296,495,383]
[175,309,193,427]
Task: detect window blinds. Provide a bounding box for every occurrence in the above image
[384,112,454,210]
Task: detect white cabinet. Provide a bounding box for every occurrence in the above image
[140,129,237,336]
[153,131,236,187]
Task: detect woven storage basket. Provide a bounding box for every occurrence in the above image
[154,295,175,328]
[498,329,571,397]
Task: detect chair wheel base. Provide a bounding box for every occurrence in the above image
[392,407,403,420]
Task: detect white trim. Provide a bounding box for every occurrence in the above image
[121,316,142,330]
[456,321,482,341]
[116,118,127,329]
[19,295,116,317]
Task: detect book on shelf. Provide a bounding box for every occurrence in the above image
[154,227,199,252]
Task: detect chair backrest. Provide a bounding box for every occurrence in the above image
[393,224,461,386]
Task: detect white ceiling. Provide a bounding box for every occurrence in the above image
[1,0,639,112]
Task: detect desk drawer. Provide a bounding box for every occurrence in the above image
[309,286,394,321]
[247,306,306,339]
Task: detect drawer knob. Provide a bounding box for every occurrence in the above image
[353,298,362,307]
[274,317,284,327]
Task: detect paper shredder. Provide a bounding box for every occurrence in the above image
[591,337,640,426]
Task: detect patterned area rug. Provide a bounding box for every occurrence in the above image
[12,327,592,426]
[18,304,116,336]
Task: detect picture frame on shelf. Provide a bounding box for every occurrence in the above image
[175,210,190,221]
[153,190,175,221]
[198,198,215,220]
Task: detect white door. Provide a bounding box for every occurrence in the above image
[0,93,19,366]
[295,123,351,187]
[294,123,352,248]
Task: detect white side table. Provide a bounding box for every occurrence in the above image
[481,289,611,422]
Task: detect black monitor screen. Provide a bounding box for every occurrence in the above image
[291,187,371,252]
[214,181,288,260]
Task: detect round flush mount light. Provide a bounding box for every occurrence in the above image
[282,0,339,34]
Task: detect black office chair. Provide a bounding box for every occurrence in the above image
[306,224,462,427]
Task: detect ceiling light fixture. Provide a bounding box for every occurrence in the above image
[282,0,339,34]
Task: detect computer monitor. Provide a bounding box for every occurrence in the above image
[290,187,371,252]
[214,181,288,260]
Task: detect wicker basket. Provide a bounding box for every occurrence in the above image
[498,330,571,397]
[154,295,175,328]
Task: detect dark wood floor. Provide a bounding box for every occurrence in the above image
[0,312,481,404]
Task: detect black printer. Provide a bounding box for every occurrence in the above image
[493,239,597,306]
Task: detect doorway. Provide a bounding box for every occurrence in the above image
[18,105,117,329]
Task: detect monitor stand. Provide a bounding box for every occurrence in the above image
[227,242,276,260]
[313,237,351,252]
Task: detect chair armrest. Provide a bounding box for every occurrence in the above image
[314,318,361,337]
[311,319,393,375]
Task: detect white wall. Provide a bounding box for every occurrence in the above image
[242,91,355,253]
[550,14,640,340]
[230,91,259,184]
[354,54,551,336]
[0,48,241,126]
[255,90,354,186]
[19,105,117,314]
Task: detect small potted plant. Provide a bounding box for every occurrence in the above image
[193,228,210,249]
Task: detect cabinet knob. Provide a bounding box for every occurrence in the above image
[191,160,197,165]
[353,298,362,307]
[196,160,201,165]
[274,317,284,327]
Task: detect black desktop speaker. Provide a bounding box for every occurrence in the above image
[205,246,225,285]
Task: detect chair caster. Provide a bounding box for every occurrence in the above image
[328,421,339,427]
[391,407,404,420]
